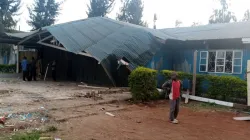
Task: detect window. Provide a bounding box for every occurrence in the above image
[199,50,243,74]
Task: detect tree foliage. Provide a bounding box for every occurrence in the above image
[191,22,201,27]
[175,20,182,27]
[209,0,237,24]
[27,0,61,30]
[117,0,147,26]
[87,0,115,17]
[0,0,21,29]
[242,10,250,21]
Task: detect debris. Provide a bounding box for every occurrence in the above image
[54,138,62,140]
[40,106,45,109]
[80,82,87,85]
[136,121,142,123]
[41,117,48,123]
[100,108,105,111]
[0,124,4,128]
[0,116,6,125]
[78,85,109,90]
[185,89,190,104]
[39,137,53,140]
[233,116,250,121]
[182,94,234,107]
[105,112,115,117]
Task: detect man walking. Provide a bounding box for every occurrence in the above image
[162,72,182,124]
[21,56,28,81]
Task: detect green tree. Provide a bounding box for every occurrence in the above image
[175,20,182,27]
[191,22,201,27]
[209,0,237,24]
[153,13,157,29]
[242,10,250,21]
[27,0,61,30]
[117,0,147,26]
[87,0,115,17]
[0,0,21,29]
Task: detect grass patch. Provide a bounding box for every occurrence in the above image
[45,126,58,133]
[183,101,231,111]
[11,131,41,140]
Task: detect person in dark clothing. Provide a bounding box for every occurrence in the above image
[27,63,32,81]
[21,56,28,81]
[162,72,182,124]
[31,57,37,81]
[51,60,56,81]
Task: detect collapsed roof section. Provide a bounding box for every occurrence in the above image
[41,17,180,68]
[2,17,179,69]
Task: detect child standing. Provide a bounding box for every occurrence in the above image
[162,72,182,124]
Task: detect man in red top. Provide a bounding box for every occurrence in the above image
[162,72,182,124]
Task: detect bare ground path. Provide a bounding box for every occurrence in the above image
[0,79,249,140]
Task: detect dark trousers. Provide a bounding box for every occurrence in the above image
[23,71,28,81]
[52,70,56,81]
[31,69,36,81]
[169,98,180,121]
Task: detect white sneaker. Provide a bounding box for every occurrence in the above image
[174,119,179,123]
[170,119,178,124]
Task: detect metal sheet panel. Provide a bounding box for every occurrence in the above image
[160,21,250,40]
[44,17,178,68]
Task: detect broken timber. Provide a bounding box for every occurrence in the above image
[182,94,234,107]
[247,60,250,106]
[233,117,250,121]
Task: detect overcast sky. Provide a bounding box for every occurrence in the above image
[17,0,250,31]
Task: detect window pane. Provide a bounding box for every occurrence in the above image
[200,59,207,65]
[216,66,224,72]
[226,51,233,62]
[225,62,232,73]
[208,52,216,72]
[233,66,242,73]
[217,51,225,58]
[200,65,206,72]
[234,52,242,58]
[201,52,207,58]
[234,59,242,65]
[216,59,224,65]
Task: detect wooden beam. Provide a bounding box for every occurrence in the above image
[38,42,94,58]
[16,45,19,73]
[192,50,198,95]
[247,60,250,106]
[182,94,234,107]
[38,35,53,43]
[101,62,116,87]
[18,30,46,45]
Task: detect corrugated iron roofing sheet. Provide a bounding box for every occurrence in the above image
[43,17,179,67]
[160,21,250,40]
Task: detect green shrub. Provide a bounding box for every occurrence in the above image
[0,64,16,73]
[161,70,247,104]
[129,67,159,101]
[205,75,247,103]
[11,131,41,140]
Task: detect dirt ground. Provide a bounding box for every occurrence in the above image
[0,79,249,140]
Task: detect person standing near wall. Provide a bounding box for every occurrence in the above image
[51,60,56,81]
[162,72,182,124]
[31,57,37,81]
[21,56,28,81]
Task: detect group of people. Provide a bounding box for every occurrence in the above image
[21,56,37,81]
[21,56,57,81]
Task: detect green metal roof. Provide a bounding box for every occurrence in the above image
[43,17,179,68]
